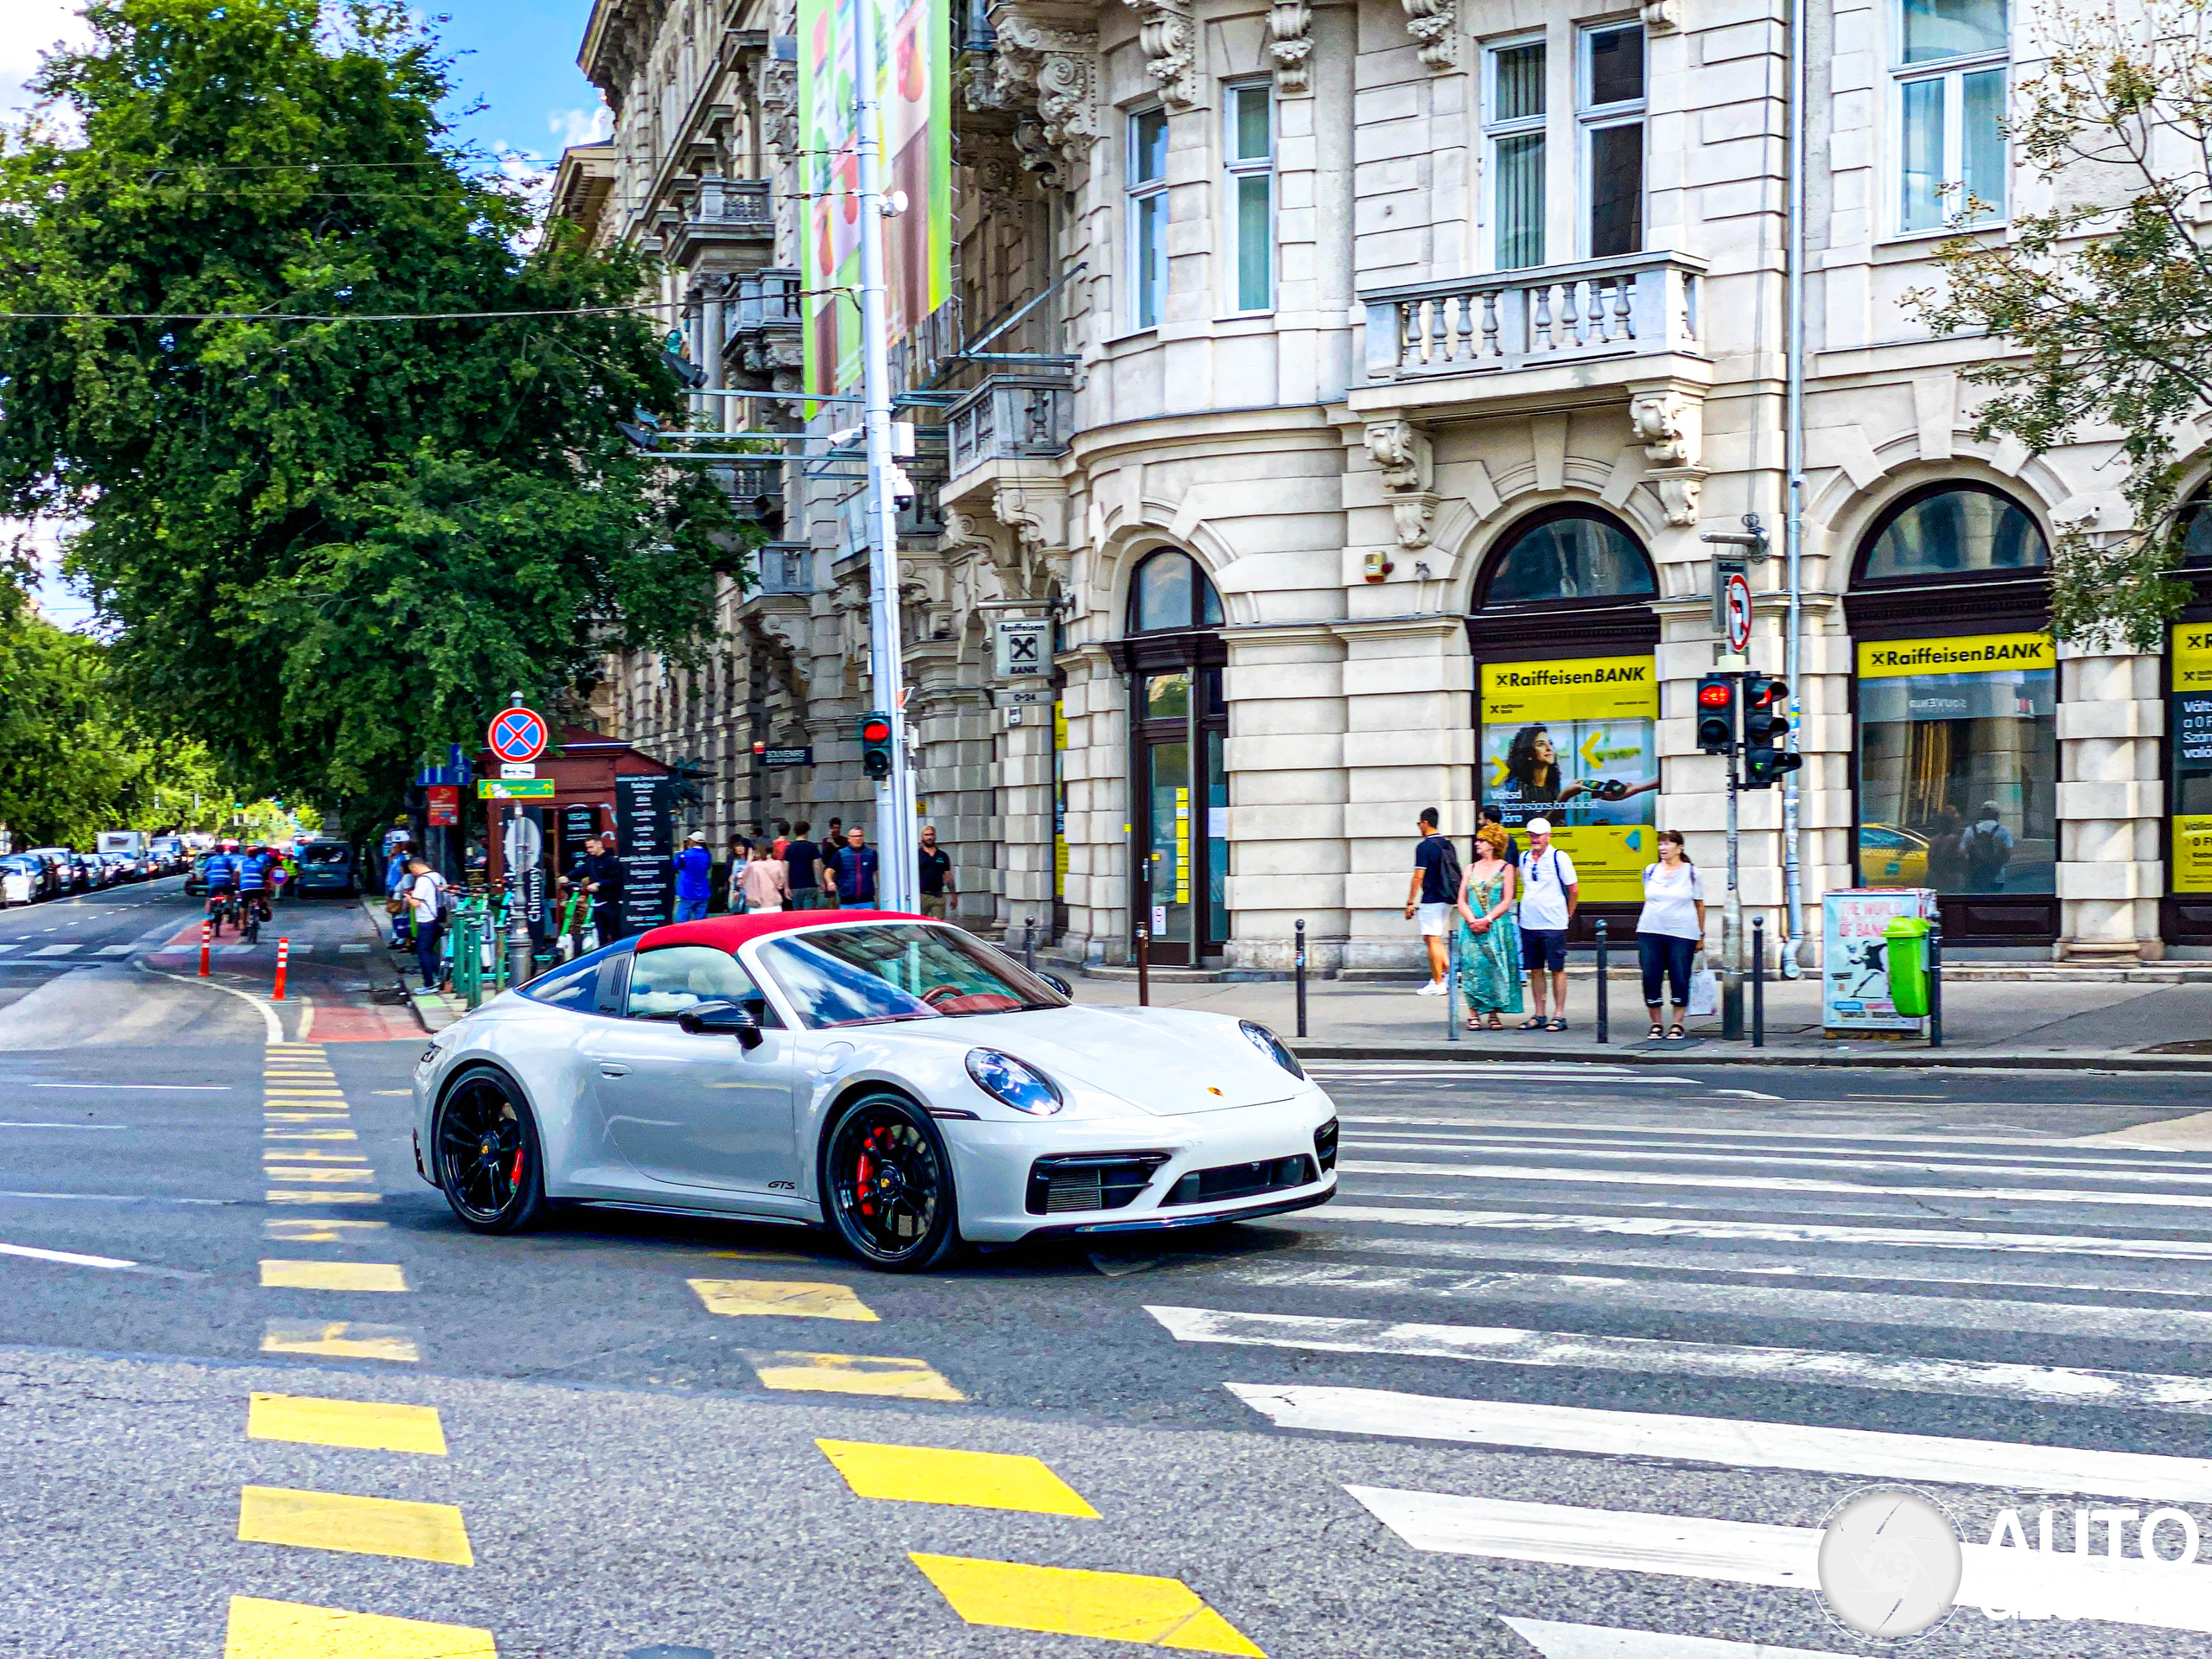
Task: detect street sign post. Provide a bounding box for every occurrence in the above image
[486,699,548,988]
[487,707,549,765]
[1723,569,1754,655]
[476,779,555,799]
[995,618,1051,679]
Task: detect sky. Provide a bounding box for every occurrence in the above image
[0,1,613,630]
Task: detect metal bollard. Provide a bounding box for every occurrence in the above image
[1929,916,1944,1048]
[1136,926,1150,1007]
[1594,918,1609,1045]
[1446,924,1459,1043]
[1751,916,1765,1048]
[1294,918,1308,1039]
[272,938,289,1001]
[1023,918,1036,973]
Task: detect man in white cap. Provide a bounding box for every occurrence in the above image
[1516,817,1578,1031]
[672,829,714,923]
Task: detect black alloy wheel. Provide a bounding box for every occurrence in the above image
[434,1066,549,1234]
[822,1093,963,1272]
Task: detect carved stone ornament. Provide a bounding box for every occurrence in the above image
[1630,388,1701,469]
[1134,0,1199,110]
[1640,0,1681,29]
[1400,0,1459,70]
[1269,0,1313,93]
[1363,418,1433,495]
[756,51,798,160]
[1647,470,1704,527]
[1390,494,1440,551]
[988,10,1101,170]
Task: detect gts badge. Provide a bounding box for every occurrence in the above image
[768,1180,797,1191]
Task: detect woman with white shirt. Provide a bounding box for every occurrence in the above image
[1635,830,1706,1040]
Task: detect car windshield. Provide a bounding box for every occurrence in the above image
[301,844,349,865]
[756,923,1068,1029]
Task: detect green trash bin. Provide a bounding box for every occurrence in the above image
[1885,915,1932,1018]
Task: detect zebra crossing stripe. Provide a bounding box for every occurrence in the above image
[1498,1618,1853,1659]
[1309,1205,2212,1260]
[1350,1488,2212,1637]
[1148,1304,2212,1414]
[1228,1382,2212,1501]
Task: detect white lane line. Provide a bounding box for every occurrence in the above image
[1344,1126,2212,1178]
[26,1083,230,1090]
[0,1241,137,1269]
[1499,1617,1852,1659]
[338,944,369,954]
[1208,1259,2212,1341]
[1152,1305,2212,1414]
[1313,1205,2212,1261]
[29,944,78,957]
[1342,1158,2212,1211]
[0,1122,130,1131]
[1335,1114,2131,1150]
[1355,1489,2212,1637]
[1229,1382,2212,1501]
[1308,1064,1697,1084]
[95,944,131,956]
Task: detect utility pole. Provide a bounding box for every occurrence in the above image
[852,0,918,914]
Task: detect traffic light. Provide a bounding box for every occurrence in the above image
[1695,674,1738,755]
[860,712,894,780]
[1741,674,1802,788]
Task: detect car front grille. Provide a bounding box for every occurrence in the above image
[1314,1118,1339,1171]
[1160,1154,1320,1208]
[1026,1152,1173,1216]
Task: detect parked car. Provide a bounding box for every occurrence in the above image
[0,855,43,906]
[292,840,356,897]
[150,836,184,873]
[184,853,213,897]
[28,849,86,892]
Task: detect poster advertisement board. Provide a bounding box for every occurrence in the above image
[1480,655,1659,901]
[798,0,950,398]
[2172,625,2212,893]
[1821,887,1936,1033]
[615,775,676,935]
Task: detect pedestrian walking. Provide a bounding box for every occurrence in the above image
[738,842,791,912]
[1478,802,1519,866]
[918,825,956,919]
[384,841,416,948]
[672,830,713,923]
[1516,817,1578,1031]
[1453,823,1522,1029]
[403,856,448,990]
[574,835,626,944]
[783,823,822,910]
[823,823,880,909]
[772,820,791,860]
[1961,800,2014,893]
[1636,830,1707,1041]
[1402,808,1460,996]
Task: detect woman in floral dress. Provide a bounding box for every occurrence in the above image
[1454,823,1523,1028]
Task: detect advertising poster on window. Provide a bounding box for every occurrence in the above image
[2172,625,2212,893]
[797,0,950,399]
[1480,655,1659,901]
[1856,631,2056,896]
[1821,887,1936,1033]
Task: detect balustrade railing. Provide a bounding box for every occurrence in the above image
[946,368,1077,480]
[690,177,772,229]
[1362,251,1706,382]
[752,542,814,597]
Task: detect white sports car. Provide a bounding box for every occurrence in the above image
[410,911,1337,1270]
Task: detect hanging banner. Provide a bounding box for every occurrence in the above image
[1480,655,1660,901]
[798,0,951,399]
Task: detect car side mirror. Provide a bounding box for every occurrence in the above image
[677,999,765,1048]
[1041,972,1073,997]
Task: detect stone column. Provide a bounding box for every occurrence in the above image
[1222,623,1347,973]
[2056,640,2164,960]
[1060,645,1128,965]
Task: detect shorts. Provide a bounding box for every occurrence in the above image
[920,893,949,919]
[1415,901,1452,938]
[1522,927,1568,973]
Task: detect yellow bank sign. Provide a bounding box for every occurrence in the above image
[2173,624,2212,692]
[1858,632,2055,679]
[1480,654,1657,723]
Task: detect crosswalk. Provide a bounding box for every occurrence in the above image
[1147,1085,2212,1655]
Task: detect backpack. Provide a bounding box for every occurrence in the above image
[1965,822,2010,874]
[1435,836,1463,899]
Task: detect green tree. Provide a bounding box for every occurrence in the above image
[1913,0,2212,649]
[0,0,737,834]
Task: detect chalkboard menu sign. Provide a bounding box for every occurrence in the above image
[615,774,676,933]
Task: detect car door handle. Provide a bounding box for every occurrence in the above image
[599,1063,632,1078]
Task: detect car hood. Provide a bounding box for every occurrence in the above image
[897,1004,1301,1116]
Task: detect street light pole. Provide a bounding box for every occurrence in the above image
[853,0,918,913]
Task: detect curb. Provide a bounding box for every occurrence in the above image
[354,895,464,1034]
[1285,1040,2212,1073]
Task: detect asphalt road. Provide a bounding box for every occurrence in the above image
[8,880,2212,1657]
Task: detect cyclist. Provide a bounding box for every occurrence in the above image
[237,844,275,932]
[203,846,239,935]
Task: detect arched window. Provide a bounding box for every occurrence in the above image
[1856,485,2048,584]
[1478,508,1657,607]
[1128,549,1224,633]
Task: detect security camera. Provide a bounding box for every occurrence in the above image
[890,465,918,511]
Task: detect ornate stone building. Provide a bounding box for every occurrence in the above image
[563,0,2209,968]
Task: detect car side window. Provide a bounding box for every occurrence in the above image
[594,949,635,1015]
[520,954,601,1012]
[626,944,773,1021]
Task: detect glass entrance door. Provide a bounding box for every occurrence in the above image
[1142,738,1195,963]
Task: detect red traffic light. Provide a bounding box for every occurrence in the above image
[1746,678,1789,709]
[1697,682,1733,709]
[752,741,766,757]
[861,718,892,744]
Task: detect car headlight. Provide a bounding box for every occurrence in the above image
[965,1048,1063,1115]
[1240,1020,1306,1080]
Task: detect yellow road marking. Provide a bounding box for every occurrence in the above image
[268,1190,381,1205]
[264,1166,378,1185]
[262,1320,419,1362]
[264,1090,346,1098]
[223,1596,497,1659]
[260,1260,408,1293]
[238,1485,473,1565]
[743,1350,964,1401]
[266,1218,388,1243]
[688,1278,877,1321]
[817,1440,1097,1516]
[265,1128,359,1141]
[708,1249,823,1264]
[265,1111,351,1122]
[262,1148,369,1164]
[248,1393,447,1455]
[910,1555,1263,1655]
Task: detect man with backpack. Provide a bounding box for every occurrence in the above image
[1403,807,1462,997]
[1516,817,1580,1032]
[403,856,449,990]
[1961,801,2015,893]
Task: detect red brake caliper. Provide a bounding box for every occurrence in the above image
[510,1147,525,1187]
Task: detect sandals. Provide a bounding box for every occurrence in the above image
[1465,1016,1481,1030]
[1647,1023,1664,1040]
[1516,1017,1546,1032]
[1487,1015,1505,1031]
[1547,1018,1567,1033]
[1668,1024,1686,1040]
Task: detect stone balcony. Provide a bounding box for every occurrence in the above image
[944,367,1077,487]
[1351,250,1711,421]
[666,177,773,270]
[750,541,814,597]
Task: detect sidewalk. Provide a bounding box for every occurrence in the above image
[1061,966,2212,1071]
[354,895,467,1033]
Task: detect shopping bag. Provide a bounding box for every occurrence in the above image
[1687,957,1719,1019]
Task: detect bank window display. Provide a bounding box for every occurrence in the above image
[1125,550,1228,964]
[1481,657,1660,901]
[2172,624,2212,893]
[1856,631,2056,895]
